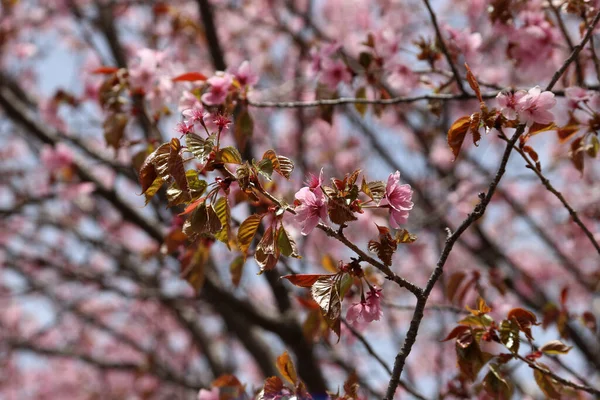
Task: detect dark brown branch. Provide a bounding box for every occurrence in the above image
[196,0,227,71]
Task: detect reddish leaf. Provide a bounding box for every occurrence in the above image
[172,72,207,82]
[262,376,284,397]
[569,137,585,173]
[441,325,470,342]
[507,308,539,340]
[446,271,467,303]
[464,63,482,104]
[282,274,327,288]
[91,66,118,74]
[138,143,170,194]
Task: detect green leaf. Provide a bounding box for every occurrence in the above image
[166,181,189,208]
[218,146,243,164]
[311,274,342,340]
[354,87,367,116]
[237,214,264,257]
[277,227,301,258]
[185,133,214,163]
[186,170,208,199]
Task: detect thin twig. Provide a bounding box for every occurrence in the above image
[545,9,600,91]
[421,0,466,94]
[505,135,600,255]
[514,353,600,397]
[384,127,525,400]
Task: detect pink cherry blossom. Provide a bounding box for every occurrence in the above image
[565,87,592,109]
[320,58,352,90]
[175,121,193,135]
[234,60,259,88]
[197,388,219,400]
[518,86,556,126]
[294,186,328,235]
[41,143,73,172]
[346,287,383,327]
[201,73,233,105]
[128,48,165,90]
[496,89,526,120]
[305,168,324,189]
[382,171,413,228]
[182,106,208,128]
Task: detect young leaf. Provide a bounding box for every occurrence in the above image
[172,72,207,82]
[533,363,562,399]
[499,319,520,353]
[217,146,243,164]
[507,308,539,340]
[144,176,165,205]
[311,275,342,339]
[213,197,231,248]
[343,371,359,398]
[464,63,482,103]
[186,133,214,164]
[327,197,357,225]
[354,87,367,116]
[180,242,208,291]
[234,108,254,153]
[277,227,301,258]
[167,138,190,197]
[103,112,128,149]
[275,351,298,386]
[482,364,513,400]
[360,178,385,205]
[539,340,572,355]
[256,158,274,180]
[254,226,280,272]
[237,214,264,257]
[447,115,471,160]
[229,256,245,287]
[440,325,470,342]
[139,143,170,194]
[395,229,417,244]
[276,155,294,179]
[446,271,467,303]
[281,274,327,288]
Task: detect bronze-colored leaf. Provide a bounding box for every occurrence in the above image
[327,197,357,225]
[254,226,280,272]
[311,274,342,340]
[395,228,417,244]
[167,138,190,198]
[229,256,245,287]
[499,319,520,353]
[533,363,562,399]
[276,155,294,179]
[275,351,298,386]
[237,214,264,257]
[354,87,368,116]
[217,146,243,164]
[539,340,572,355]
[185,133,214,163]
[234,108,254,153]
[103,112,128,149]
[482,364,513,400]
[464,63,482,104]
[139,143,170,194]
[343,371,359,398]
[213,197,231,248]
[507,307,539,340]
[448,115,471,159]
[446,271,467,303]
[282,274,328,288]
[361,178,385,205]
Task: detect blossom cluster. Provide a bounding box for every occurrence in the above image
[496,86,556,126]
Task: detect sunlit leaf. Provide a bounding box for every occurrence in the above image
[507,308,539,340]
[447,115,471,159]
[213,197,231,248]
[103,112,128,149]
[343,371,359,398]
[186,133,214,163]
[237,214,263,257]
[217,146,243,164]
[139,143,170,194]
[311,274,342,340]
[354,87,367,116]
[254,226,280,272]
[482,364,513,400]
[282,274,327,288]
[499,319,520,353]
[277,227,301,258]
[361,178,385,205]
[540,340,572,355]
[275,351,298,386]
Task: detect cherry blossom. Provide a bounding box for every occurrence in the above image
[518,86,556,126]
[201,73,233,105]
[381,171,413,228]
[294,186,328,235]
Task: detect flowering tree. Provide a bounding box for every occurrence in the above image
[2,0,600,398]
